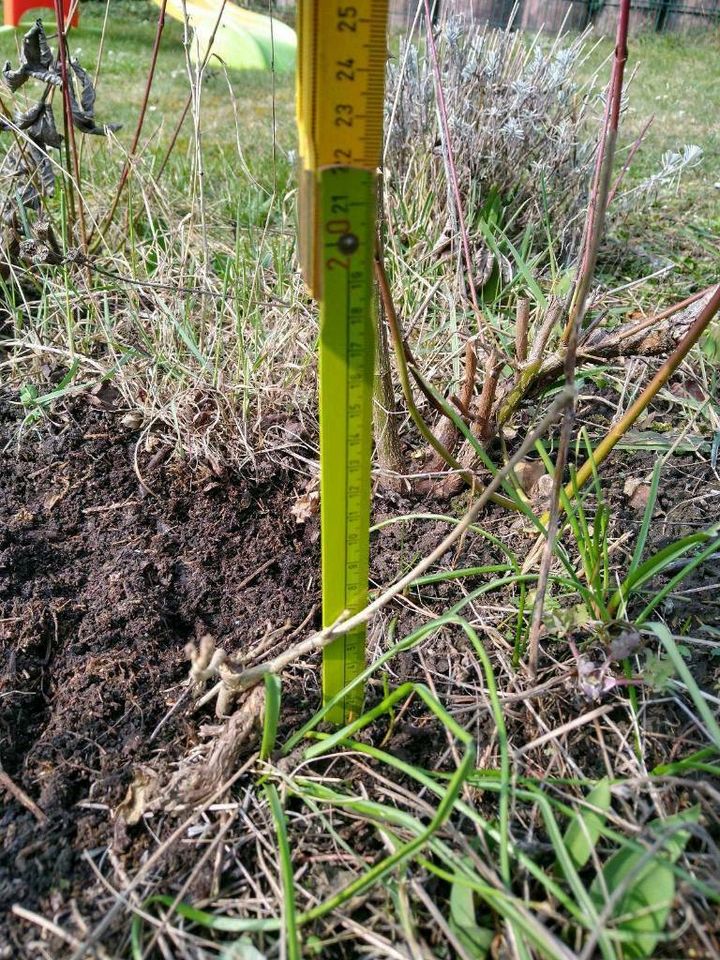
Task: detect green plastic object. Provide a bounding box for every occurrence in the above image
[155,0,296,72]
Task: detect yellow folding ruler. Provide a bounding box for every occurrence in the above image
[296,0,389,724]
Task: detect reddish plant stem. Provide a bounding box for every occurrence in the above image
[476,349,500,441]
[425,338,477,473]
[156,94,192,181]
[53,0,87,251]
[422,0,499,354]
[608,5,630,131]
[93,0,168,244]
[562,0,630,343]
[515,297,529,363]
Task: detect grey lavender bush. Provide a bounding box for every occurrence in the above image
[384,17,599,262]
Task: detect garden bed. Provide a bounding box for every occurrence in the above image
[2,388,719,957]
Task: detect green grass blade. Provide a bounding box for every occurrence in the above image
[651,746,719,776]
[610,531,715,617]
[627,459,663,577]
[260,673,282,761]
[297,681,475,922]
[635,534,720,624]
[645,623,720,749]
[265,783,300,960]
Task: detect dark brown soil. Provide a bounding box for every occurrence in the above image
[0,392,323,954]
[1,386,718,958]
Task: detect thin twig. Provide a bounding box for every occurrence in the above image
[607,113,654,206]
[562,0,631,343]
[155,0,229,185]
[218,387,573,693]
[422,0,499,353]
[236,554,279,592]
[92,0,169,244]
[564,282,720,504]
[12,905,81,948]
[516,704,614,756]
[0,759,47,823]
[53,0,87,251]
[156,94,192,182]
[506,286,715,406]
[590,285,713,345]
[528,297,565,364]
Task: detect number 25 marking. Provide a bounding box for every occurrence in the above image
[337,5,357,30]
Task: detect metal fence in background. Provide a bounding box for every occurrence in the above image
[389,0,720,33]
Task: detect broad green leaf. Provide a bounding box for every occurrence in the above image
[561,778,611,871]
[590,806,700,958]
[219,940,268,960]
[449,869,493,958]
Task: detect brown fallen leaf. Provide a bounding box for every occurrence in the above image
[669,379,706,403]
[290,481,319,524]
[43,477,70,511]
[121,411,143,430]
[513,459,546,496]
[532,473,555,512]
[114,765,159,826]
[623,477,651,511]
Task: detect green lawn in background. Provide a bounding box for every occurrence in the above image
[0,6,715,279]
[581,29,719,293]
[0,1,295,229]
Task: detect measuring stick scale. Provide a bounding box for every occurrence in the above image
[296,0,389,723]
[319,167,376,723]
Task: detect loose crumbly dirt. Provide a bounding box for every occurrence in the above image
[0,391,324,953]
[1,386,718,958]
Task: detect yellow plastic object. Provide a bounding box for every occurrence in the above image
[154,0,296,72]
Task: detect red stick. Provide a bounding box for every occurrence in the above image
[93,0,168,242]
